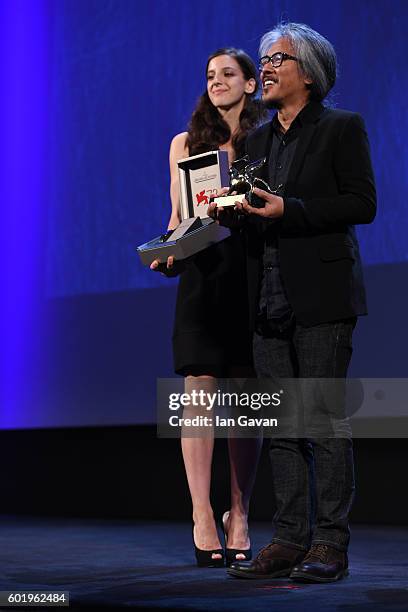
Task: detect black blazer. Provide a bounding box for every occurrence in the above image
[245,100,377,328]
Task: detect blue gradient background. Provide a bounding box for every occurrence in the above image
[45,0,408,296]
[1,0,408,429]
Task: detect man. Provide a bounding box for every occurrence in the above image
[210,23,376,582]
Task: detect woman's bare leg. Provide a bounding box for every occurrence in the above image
[181,375,222,558]
[225,436,263,558]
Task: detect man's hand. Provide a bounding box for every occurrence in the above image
[207,187,229,220]
[207,200,218,220]
[235,187,284,218]
[150,255,185,277]
[207,188,244,228]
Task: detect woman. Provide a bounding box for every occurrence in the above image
[152,48,267,567]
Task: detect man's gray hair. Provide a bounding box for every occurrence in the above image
[260,22,337,101]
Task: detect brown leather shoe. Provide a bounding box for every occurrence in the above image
[290,544,348,583]
[227,543,305,579]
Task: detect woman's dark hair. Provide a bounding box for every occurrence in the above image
[186,48,267,158]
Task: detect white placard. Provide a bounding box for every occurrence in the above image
[178,151,229,220]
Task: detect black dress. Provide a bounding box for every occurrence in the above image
[172,228,252,377]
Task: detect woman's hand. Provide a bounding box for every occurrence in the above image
[150,255,186,277]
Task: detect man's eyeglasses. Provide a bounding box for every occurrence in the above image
[259,52,298,70]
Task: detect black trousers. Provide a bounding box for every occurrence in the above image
[253,318,356,552]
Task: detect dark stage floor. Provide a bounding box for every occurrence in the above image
[0,517,407,610]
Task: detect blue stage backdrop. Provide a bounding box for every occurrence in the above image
[45,0,408,296]
[2,0,408,430]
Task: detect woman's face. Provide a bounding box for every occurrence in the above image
[206,54,256,110]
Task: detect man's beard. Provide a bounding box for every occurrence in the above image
[262,97,282,110]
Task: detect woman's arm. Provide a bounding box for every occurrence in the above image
[168,132,188,230]
[150,132,188,274]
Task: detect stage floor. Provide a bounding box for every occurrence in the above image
[0,517,407,610]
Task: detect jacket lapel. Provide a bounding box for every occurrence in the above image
[284,102,326,193]
[285,123,316,188]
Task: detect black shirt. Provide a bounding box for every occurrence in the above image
[257,108,304,329]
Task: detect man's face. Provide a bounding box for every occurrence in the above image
[260,37,311,109]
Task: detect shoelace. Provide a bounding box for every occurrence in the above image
[304,544,329,563]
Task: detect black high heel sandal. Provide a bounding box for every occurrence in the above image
[222,511,252,568]
[192,525,224,568]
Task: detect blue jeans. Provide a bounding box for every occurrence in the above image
[253,319,356,552]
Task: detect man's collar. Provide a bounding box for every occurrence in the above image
[272,99,325,132]
[297,99,325,124]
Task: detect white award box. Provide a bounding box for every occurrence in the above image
[137,150,230,266]
[178,150,229,219]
